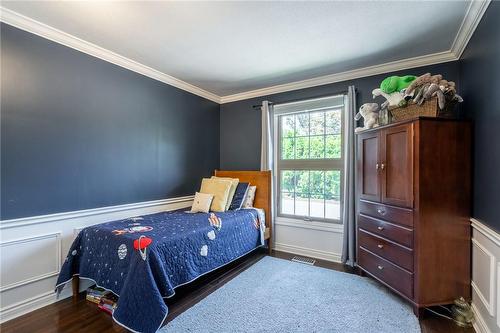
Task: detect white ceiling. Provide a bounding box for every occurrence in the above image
[1,1,474,100]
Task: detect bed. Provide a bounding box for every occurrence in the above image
[55,170,271,333]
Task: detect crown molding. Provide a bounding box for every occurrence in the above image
[0,1,489,105]
[0,7,221,104]
[451,0,491,59]
[220,0,489,104]
[220,50,458,103]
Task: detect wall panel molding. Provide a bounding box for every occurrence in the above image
[0,232,62,292]
[0,195,194,229]
[0,195,193,324]
[472,237,496,316]
[471,218,500,333]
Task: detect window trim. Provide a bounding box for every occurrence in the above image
[273,95,346,224]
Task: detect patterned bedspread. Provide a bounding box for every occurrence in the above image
[55,208,264,333]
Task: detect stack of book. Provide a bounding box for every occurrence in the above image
[86,286,119,315]
[86,286,107,304]
[98,293,119,315]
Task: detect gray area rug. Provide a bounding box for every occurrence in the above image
[162,256,420,332]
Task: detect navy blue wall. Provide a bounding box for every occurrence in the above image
[1,23,220,220]
[220,62,461,171]
[460,1,500,232]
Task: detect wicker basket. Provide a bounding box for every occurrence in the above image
[389,96,457,122]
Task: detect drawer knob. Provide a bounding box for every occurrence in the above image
[377,209,386,215]
[380,163,385,170]
[377,244,384,249]
[376,163,380,170]
[377,226,384,231]
[377,265,384,270]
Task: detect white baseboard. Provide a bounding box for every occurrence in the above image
[0,291,56,323]
[274,242,341,263]
[472,302,492,333]
[0,195,193,324]
[470,218,500,333]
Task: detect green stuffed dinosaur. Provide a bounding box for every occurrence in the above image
[380,75,417,94]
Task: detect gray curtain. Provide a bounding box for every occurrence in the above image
[341,86,357,266]
[260,101,275,245]
[260,101,273,171]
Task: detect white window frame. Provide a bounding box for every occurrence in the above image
[273,95,345,224]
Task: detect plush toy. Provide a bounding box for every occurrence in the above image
[372,88,405,109]
[403,73,442,100]
[380,75,417,94]
[355,103,379,132]
[405,73,463,109]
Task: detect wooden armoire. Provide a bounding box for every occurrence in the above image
[355,117,471,316]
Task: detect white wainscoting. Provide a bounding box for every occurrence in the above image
[471,218,500,333]
[0,195,193,324]
[274,217,343,262]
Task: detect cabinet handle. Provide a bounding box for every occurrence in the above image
[377,209,386,215]
[377,244,384,249]
[380,163,385,170]
[377,226,384,231]
[377,265,384,270]
[376,163,380,170]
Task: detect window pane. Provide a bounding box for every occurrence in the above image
[281,138,294,159]
[295,113,309,136]
[295,137,309,159]
[295,170,310,194]
[310,195,325,219]
[295,192,309,216]
[325,134,341,159]
[326,197,340,220]
[281,170,295,193]
[310,170,324,196]
[326,109,341,134]
[281,192,294,215]
[310,111,324,135]
[281,115,295,138]
[309,136,324,159]
[325,170,341,220]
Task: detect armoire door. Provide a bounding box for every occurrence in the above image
[380,123,414,208]
[357,130,381,202]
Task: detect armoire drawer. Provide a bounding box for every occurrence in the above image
[359,200,413,227]
[358,214,413,248]
[358,247,413,299]
[358,229,413,272]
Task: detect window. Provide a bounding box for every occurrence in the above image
[275,95,344,223]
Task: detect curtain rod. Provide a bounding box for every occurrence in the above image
[251,90,348,109]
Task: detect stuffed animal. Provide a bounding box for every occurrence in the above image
[404,73,442,100]
[406,74,463,109]
[380,75,417,94]
[355,103,379,132]
[372,88,404,109]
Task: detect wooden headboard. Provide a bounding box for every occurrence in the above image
[214,170,272,245]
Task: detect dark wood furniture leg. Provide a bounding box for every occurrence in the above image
[72,276,79,300]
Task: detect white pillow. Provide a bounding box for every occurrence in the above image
[242,186,256,208]
[190,192,214,213]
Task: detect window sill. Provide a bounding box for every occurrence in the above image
[275,216,344,233]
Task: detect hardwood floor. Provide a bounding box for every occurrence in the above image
[1,249,473,333]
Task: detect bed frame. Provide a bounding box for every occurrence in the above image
[214,170,272,251]
[72,170,272,299]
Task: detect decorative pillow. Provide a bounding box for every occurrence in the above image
[242,186,257,208]
[229,182,249,210]
[200,178,232,212]
[190,192,214,213]
[211,176,239,211]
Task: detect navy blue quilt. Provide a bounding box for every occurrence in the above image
[55,208,263,333]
